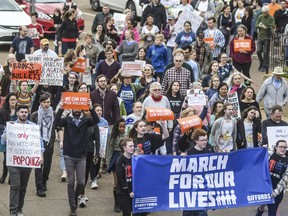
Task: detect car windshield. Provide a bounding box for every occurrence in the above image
[0,0,21,11]
[26,0,66,3]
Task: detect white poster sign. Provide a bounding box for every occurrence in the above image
[187,93,207,106]
[99,127,109,158]
[228,92,241,119]
[6,123,41,168]
[113,13,127,35]
[121,61,145,77]
[174,10,203,34]
[267,126,288,153]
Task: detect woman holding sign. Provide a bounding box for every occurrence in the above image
[229,24,256,78]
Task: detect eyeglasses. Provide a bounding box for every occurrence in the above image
[153,89,162,92]
[222,56,228,58]
[198,139,208,142]
[277,146,287,149]
[175,60,182,62]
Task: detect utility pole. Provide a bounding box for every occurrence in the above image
[30,0,36,13]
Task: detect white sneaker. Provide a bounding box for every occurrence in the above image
[79,197,87,208]
[17,212,24,216]
[91,180,98,189]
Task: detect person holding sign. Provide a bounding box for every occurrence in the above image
[54,98,99,216]
[27,12,44,50]
[210,103,237,152]
[229,25,256,78]
[1,105,44,216]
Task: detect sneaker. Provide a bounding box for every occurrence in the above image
[10,213,17,216]
[91,180,98,189]
[79,197,87,208]
[36,190,46,197]
[70,208,77,216]
[255,207,264,216]
[17,211,24,216]
[61,170,67,182]
[258,65,263,70]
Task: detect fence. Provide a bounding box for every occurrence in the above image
[269,33,287,71]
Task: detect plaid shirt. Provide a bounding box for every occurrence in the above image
[162,67,191,97]
[192,41,206,69]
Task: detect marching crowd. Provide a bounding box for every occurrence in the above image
[1,0,288,215]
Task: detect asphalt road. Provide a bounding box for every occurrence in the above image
[0,0,287,215]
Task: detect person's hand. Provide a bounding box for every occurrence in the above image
[239,49,247,54]
[180,152,187,157]
[271,192,277,198]
[111,30,117,34]
[93,156,99,164]
[130,192,134,198]
[88,99,93,110]
[59,142,63,149]
[39,154,44,165]
[59,99,64,109]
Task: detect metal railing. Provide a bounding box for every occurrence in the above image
[269,33,286,71]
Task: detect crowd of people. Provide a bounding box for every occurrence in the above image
[1,0,288,215]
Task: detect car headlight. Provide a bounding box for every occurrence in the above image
[76,11,83,20]
[38,12,51,20]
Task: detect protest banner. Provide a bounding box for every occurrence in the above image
[187,92,207,106]
[174,10,203,34]
[228,92,241,119]
[27,28,38,39]
[6,123,41,168]
[25,55,64,86]
[132,148,274,213]
[113,13,126,35]
[177,115,202,133]
[233,39,252,52]
[12,62,42,81]
[145,107,174,122]
[72,57,86,73]
[267,126,288,152]
[122,61,145,77]
[203,38,215,49]
[62,92,90,110]
[99,127,109,158]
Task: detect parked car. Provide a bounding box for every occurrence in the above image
[90,0,143,18]
[0,0,31,45]
[15,0,84,34]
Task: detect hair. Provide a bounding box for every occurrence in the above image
[173,48,185,57]
[215,103,233,119]
[75,45,86,57]
[253,0,263,7]
[221,4,230,12]
[211,101,224,115]
[110,83,119,92]
[245,6,253,17]
[155,34,164,41]
[105,46,114,54]
[240,86,256,100]
[209,75,220,88]
[18,80,28,87]
[129,119,146,139]
[17,105,29,112]
[218,52,228,60]
[237,24,248,34]
[271,105,283,114]
[103,4,110,8]
[184,21,192,28]
[146,14,155,19]
[92,103,102,110]
[125,29,134,39]
[96,23,106,43]
[85,33,93,40]
[207,16,216,23]
[149,82,162,90]
[63,9,74,20]
[103,39,117,49]
[64,49,76,63]
[217,82,228,92]
[78,82,89,92]
[274,140,287,153]
[6,53,16,66]
[119,137,134,152]
[262,5,269,12]
[241,105,259,119]
[39,93,51,103]
[110,118,126,140]
[181,107,196,118]
[192,129,207,141]
[96,74,107,83]
[1,93,17,121]
[166,81,181,98]
[133,101,142,108]
[207,60,219,74]
[31,12,38,18]
[182,45,192,52]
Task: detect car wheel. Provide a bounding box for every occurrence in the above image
[126,0,137,18]
[91,0,101,11]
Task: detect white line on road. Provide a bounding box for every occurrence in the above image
[83,12,96,17]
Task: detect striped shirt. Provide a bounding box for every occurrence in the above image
[16,91,33,109]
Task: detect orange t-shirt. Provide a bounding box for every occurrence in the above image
[268,3,281,16]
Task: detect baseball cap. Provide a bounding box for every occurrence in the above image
[41,38,49,45]
[168,14,175,20]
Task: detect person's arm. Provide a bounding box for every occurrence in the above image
[261,121,268,146]
[30,80,40,94]
[115,158,132,195]
[94,125,100,157]
[273,169,288,197]
[122,43,139,58]
[160,121,169,140]
[12,80,17,93]
[256,80,267,104]
[54,103,66,128]
[86,100,100,126]
[91,15,99,33]
[161,72,168,95]
[282,82,288,106]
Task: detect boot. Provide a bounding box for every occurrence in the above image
[113,188,121,213]
[0,165,7,184]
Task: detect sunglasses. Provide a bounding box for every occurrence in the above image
[153,89,161,92]
[175,60,182,62]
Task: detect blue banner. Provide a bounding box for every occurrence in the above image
[132,148,274,213]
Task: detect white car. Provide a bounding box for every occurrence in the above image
[90,0,143,18]
[0,0,31,45]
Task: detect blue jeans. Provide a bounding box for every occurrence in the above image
[60,149,66,171]
[267,192,284,216]
[167,46,174,64]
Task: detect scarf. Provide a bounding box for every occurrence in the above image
[151,95,162,102]
[38,105,54,142]
[229,84,240,94]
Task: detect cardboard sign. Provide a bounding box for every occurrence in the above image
[122,61,145,77]
[146,107,174,122]
[72,58,86,73]
[99,127,109,158]
[177,115,202,133]
[187,93,207,106]
[267,126,288,153]
[203,38,214,49]
[12,62,42,80]
[6,123,41,168]
[113,13,126,35]
[25,55,64,86]
[27,28,39,39]
[62,92,90,110]
[233,39,252,52]
[174,10,203,35]
[227,92,241,119]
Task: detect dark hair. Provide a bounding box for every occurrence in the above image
[245,6,253,17]
[39,93,51,103]
[166,81,181,98]
[207,16,216,23]
[241,105,258,119]
[129,120,146,139]
[211,101,224,115]
[271,105,283,114]
[1,93,17,121]
[31,12,38,18]
[217,82,228,92]
[215,103,233,119]
[75,45,86,57]
[221,4,230,12]
[192,129,207,141]
[207,60,219,74]
[184,21,192,28]
[64,49,76,63]
[103,39,117,49]
[92,103,102,110]
[240,86,256,100]
[146,14,155,19]
[110,118,126,140]
[96,23,106,43]
[120,138,134,152]
[18,80,28,87]
[96,74,107,83]
[274,140,287,153]
[77,82,89,92]
[253,0,263,7]
[182,45,192,52]
[17,105,29,112]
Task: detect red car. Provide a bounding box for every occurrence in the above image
[15,0,84,34]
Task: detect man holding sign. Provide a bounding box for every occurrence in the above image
[1,105,44,216]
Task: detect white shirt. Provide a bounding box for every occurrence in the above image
[33,49,58,58]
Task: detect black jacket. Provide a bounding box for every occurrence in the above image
[140,2,167,30]
[236,118,261,149]
[57,18,79,41]
[85,124,100,156]
[55,108,99,157]
[116,154,132,195]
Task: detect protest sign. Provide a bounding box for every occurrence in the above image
[6,123,41,168]
[62,92,90,110]
[177,115,202,133]
[233,39,252,52]
[25,55,64,86]
[122,61,145,77]
[113,13,126,35]
[228,92,241,119]
[203,38,215,49]
[72,57,86,73]
[132,148,273,213]
[145,107,174,122]
[99,127,109,158]
[12,62,42,81]
[174,10,203,34]
[27,28,38,39]
[267,126,288,152]
[187,93,207,106]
